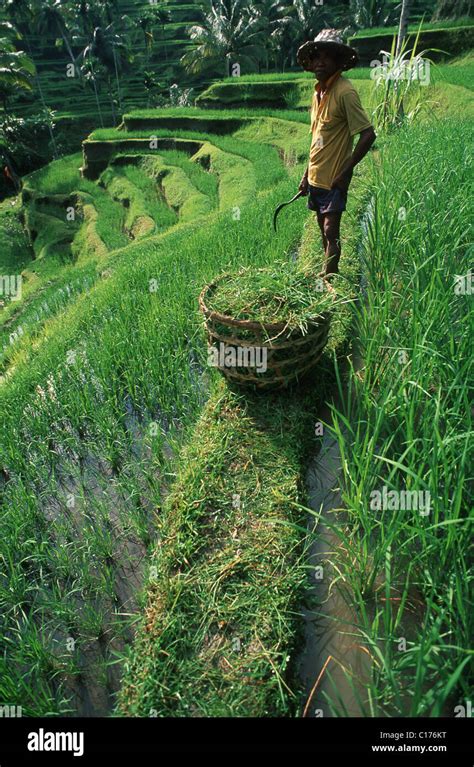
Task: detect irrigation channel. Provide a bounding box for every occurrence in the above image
[297,398,372,717]
[296,199,375,718]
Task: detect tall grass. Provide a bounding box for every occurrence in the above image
[370,28,436,130]
[314,118,473,716]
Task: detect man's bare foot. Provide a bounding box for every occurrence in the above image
[317,270,338,281]
[316,272,337,295]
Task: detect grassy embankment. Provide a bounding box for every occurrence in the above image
[349,17,474,37]
[198,64,473,117]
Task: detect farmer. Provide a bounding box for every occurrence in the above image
[297,29,376,277]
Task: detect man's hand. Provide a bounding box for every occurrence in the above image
[331,164,353,193]
[298,173,309,195]
[332,127,376,193]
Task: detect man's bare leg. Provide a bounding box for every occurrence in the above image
[321,212,342,275]
[316,211,327,253]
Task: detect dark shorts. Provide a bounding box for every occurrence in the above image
[307,183,347,214]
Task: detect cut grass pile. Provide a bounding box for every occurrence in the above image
[117,380,322,717]
[205,262,335,327]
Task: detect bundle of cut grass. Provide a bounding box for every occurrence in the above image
[199,261,336,390]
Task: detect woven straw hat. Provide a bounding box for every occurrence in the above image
[297,29,359,72]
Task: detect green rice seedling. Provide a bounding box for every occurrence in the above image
[0,271,97,377]
[121,105,312,125]
[150,149,219,203]
[136,156,213,220]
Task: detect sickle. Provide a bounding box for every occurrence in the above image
[273,190,305,231]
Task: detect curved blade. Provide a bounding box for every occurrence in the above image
[273,190,305,231]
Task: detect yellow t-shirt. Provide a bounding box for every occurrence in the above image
[308,75,372,190]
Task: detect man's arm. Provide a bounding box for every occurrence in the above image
[331,127,376,192]
[298,165,309,195]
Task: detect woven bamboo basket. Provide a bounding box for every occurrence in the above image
[199,272,335,391]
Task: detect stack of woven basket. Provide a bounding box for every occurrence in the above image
[199,267,336,391]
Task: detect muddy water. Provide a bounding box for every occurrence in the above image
[296,406,372,718]
[43,416,154,715]
[296,205,375,717]
[296,192,430,716]
[36,395,180,716]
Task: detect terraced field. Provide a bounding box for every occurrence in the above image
[0,104,318,715]
[9,0,207,123]
[0,67,472,720]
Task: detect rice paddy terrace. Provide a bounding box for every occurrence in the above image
[7,0,208,124]
[0,70,472,718]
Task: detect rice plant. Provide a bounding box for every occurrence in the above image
[370,25,439,130]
